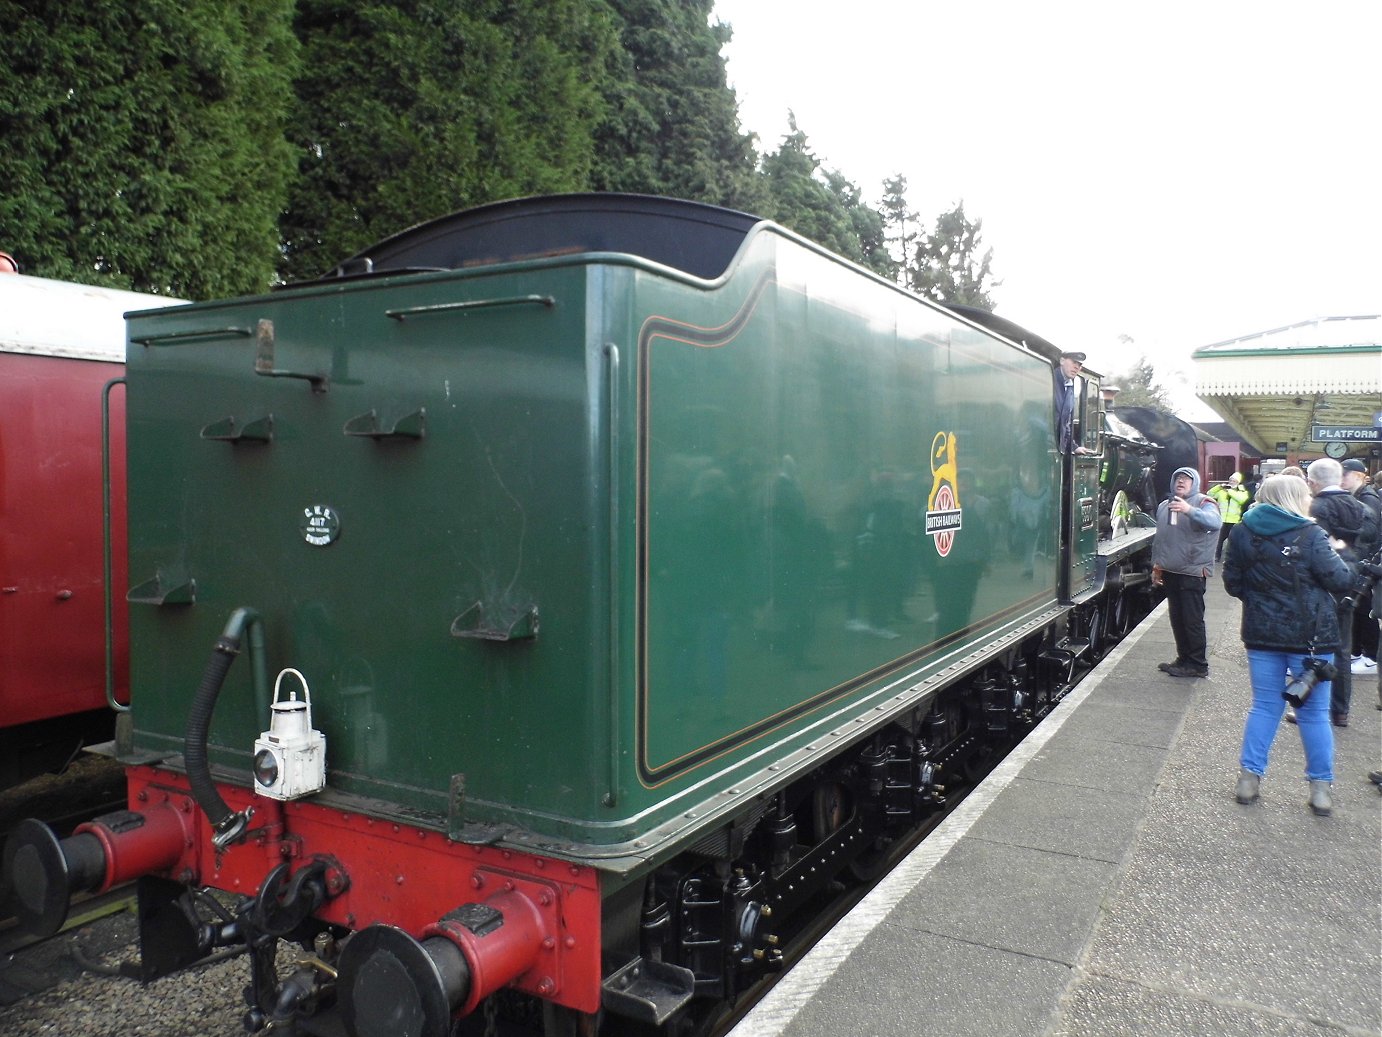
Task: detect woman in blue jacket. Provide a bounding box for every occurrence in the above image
[1223,475,1355,816]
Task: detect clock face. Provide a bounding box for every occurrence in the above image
[1324,441,1349,459]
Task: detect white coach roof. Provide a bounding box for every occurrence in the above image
[0,273,184,362]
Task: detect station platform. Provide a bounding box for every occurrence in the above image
[730,579,1381,1037]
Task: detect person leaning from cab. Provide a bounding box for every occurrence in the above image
[1222,474,1354,816]
[1052,351,1093,456]
[1152,467,1222,678]
[1208,472,1250,562]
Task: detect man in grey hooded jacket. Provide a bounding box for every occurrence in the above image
[1152,466,1222,677]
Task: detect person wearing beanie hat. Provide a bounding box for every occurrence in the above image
[1152,467,1222,677]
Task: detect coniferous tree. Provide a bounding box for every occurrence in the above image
[760,115,890,275]
[0,3,1000,301]
[879,174,918,288]
[912,201,998,310]
[1109,350,1172,409]
[0,0,298,297]
[280,0,618,281]
[824,170,893,279]
[592,0,764,213]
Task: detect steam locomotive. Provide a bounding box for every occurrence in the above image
[2,195,1158,1036]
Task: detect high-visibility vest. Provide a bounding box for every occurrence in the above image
[1209,484,1250,524]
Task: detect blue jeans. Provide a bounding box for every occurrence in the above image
[1240,649,1334,782]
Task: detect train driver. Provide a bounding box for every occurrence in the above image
[1054,351,1093,455]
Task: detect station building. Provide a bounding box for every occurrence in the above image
[1193,314,1382,476]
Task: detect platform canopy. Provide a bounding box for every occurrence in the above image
[1193,315,1382,458]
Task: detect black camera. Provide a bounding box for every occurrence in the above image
[1340,558,1382,612]
[1282,657,1337,708]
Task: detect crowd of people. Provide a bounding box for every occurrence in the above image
[1152,458,1381,818]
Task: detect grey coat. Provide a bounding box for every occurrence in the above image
[1151,467,1222,577]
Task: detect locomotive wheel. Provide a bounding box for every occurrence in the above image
[1108,587,1132,639]
[846,836,894,883]
[1087,600,1108,660]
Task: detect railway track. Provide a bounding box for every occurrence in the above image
[0,885,136,959]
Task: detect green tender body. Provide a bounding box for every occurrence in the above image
[124,224,1074,866]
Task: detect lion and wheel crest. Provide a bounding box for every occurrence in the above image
[924,431,963,557]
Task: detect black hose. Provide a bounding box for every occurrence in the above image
[184,635,242,831]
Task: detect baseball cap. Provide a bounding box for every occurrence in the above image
[1341,458,1367,473]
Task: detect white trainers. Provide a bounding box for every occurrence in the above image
[1352,656,1379,675]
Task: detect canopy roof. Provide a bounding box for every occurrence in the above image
[1193,315,1382,457]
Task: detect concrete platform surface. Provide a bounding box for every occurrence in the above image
[731,580,1381,1037]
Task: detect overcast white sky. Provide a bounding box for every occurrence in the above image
[710,0,1382,418]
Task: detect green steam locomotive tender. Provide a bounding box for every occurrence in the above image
[2,195,1154,1036]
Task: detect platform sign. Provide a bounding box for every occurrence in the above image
[1311,425,1382,442]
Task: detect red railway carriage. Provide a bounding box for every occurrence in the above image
[0,272,179,786]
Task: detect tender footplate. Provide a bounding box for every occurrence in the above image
[602,957,696,1025]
